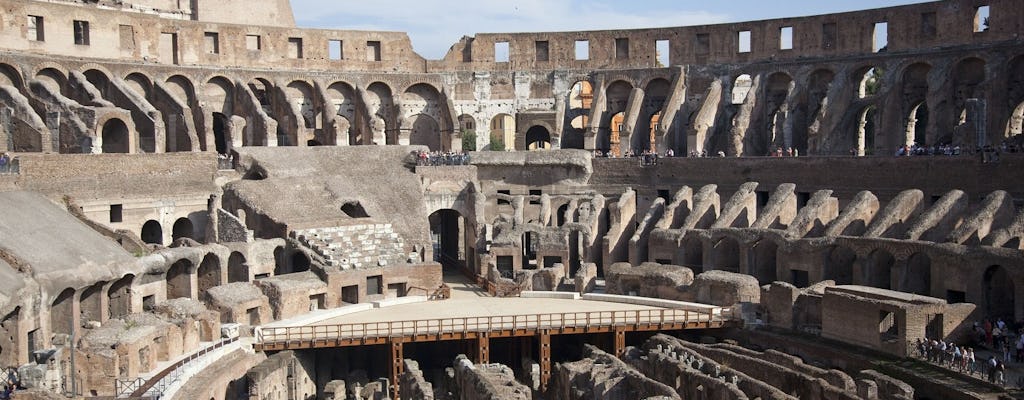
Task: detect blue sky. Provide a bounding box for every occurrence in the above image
[289,0,933,59]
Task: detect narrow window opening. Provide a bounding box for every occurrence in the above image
[494,41,509,62]
[367,41,382,61]
[615,38,629,60]
[655,39,670,67]
[245,34,261,51]
[110,204,123,223]
[738,30,751,53]
[535,41,549,61]
[27,15,44,42]
[575,40,589,60]
[695,33,710,55]
[974,6,990,32]
[779,27,793,50]
[204,32,220,54]
[873,22,888,53]
[73,20,90,46]
[822,23,837,50]
[288,37,303,59]
[329,40,343,60]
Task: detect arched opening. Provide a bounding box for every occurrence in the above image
[407,114,441,151]
[141,220,162,245]
[732,74,753,104]
[824,246,855,285]
[865,249,894,289]
[751,240,778,284]
[556,204,570,227]
[857,106,878,156]
[197,254,221,299]
[857,67,884,98]
[108,275,134,318]
[682,238,704,272]
[764,72,794,154]
[430,209,466,276]
[228,252,249,283]
[951,57,987,144]
[906,102,929,146]
[212,112,230,155]
[1006,56,1024,137]
[984,265,1015,320]
[712,237,741,273]
[902,252,931,296]
[564,80,593,150]
[525,125,551,150]
[365,82,394,145]
[521,231,538,270]
[50,289,75,336]
[458,114,477,150]
[35,68,68,96]
[489,114,514,151]
[80,281,105,325]
[166,259,193,300]
[101,118,130,153]
[0,63,24,89]
[172,217,194,242]
[287,252,311,274]
[608,111,625,156]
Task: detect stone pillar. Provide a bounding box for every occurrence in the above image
[476,334,489,365]
[538,330,551,392]
[389,339,404,398]
[614,327,626,358]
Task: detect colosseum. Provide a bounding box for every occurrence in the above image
[0,0,1021,399]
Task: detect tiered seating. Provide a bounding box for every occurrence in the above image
[292,224,408,269]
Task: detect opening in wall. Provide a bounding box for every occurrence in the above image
[974,5,990,32]
[367,41,382,61]
[494,41,509,62]
[204,32,219,54]
[575,40,589,60]
[329,39,343,60]
[109,204,123,223]
[873,22,888,53]
[615,38,629,60]
[655,39,669,66]
[27,15,44,42]
[245,34,261,51]
[738,30,751,53]
[779,26,793,50]
[288,37,303,59]
[73,20,90,46]
[535,41,549,61]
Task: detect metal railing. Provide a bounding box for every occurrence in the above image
[122,336,239,399]
[257,308,726,345]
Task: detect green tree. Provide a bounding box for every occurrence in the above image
[461,129,476,152]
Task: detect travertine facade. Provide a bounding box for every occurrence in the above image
[0,0,1020,398]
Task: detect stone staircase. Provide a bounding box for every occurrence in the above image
[292,224,410,269]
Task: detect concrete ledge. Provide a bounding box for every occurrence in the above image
[520,291,581,300]
[582,293,720,314]
[261,303,374,329]
[373,296,429,308]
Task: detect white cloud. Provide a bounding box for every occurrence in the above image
[290,0,728,59]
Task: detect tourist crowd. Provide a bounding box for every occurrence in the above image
[915,318,1024,387]
[0,153,18,174]
[415,150,471,166]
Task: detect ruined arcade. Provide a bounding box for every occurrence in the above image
[0,0,1022,399]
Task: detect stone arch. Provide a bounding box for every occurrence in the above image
[490,113,515,151]
[165,75,197,105]
[855,105,879,156]
[285,79,318,136]
[732,74,753,104]
[366,82,395,144]
[108,274,134,319]
[906,101,929,146]
[864,248,894,289]
[82,68,112,93]
[197,253,221,299]
[525,125,552,150]
[35,67,67,95]
[141,220,162,245]
[50,288,75,336]
[228,252,249,283]
[763,72,794,153]
[1005,55,1024,137]
[124,72,153,99]
[750,239,778,284]
[204,76,235,115]
[712,237,741,273]
[564,80,593,150]
[607,111,625,156]
[406,113,441,151]
[824,246,855,285]
[80,281,106,325]
[172,217,194,241]
[327,81,357,145]
[166,259,194,300]
[605,80,633,115]
[0,63,24,89]
[247,77,274,110]
[984,265,1015,319]
[101,118,130,153]
[855,66,884,98]
[901,252,931,296]
[458,114,477,149]
[289,252,310,274]
[633,78,671,152]
[682,237,704,271]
